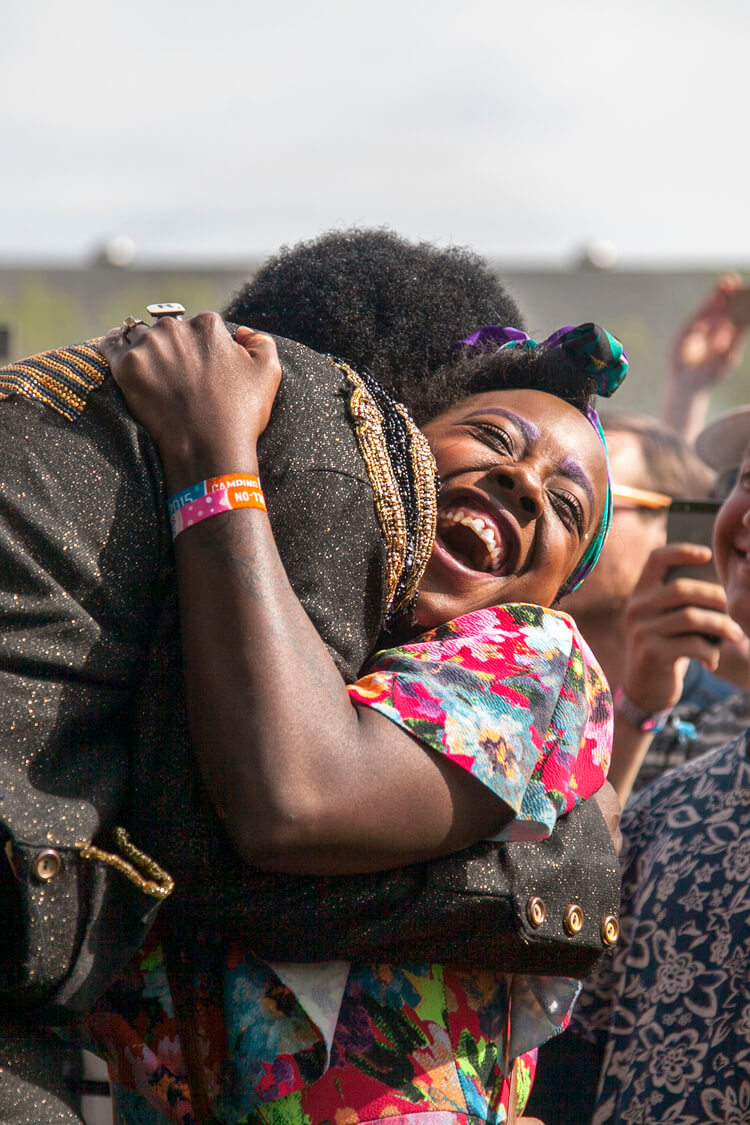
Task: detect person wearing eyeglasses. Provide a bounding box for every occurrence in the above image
[558,412,742,805]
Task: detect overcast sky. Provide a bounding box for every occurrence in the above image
[2,0,748,266]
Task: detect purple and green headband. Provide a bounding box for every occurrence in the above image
[455,322,629,596]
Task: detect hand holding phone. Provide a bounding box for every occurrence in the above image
[621,537,740,721]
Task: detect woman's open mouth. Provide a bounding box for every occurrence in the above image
[436,501,518,576]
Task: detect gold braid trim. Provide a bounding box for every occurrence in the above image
[332,358,407,612]
[331,358,437,616]
[0,381,72,415]
[394,401,438,606]
[0,366,87,414]
[0,339,109,420]
[78,826,174,900]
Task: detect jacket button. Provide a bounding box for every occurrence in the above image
[601,914,619,946]
[31,849,63,883]
[526,896,547,927]
[564,903,584,935]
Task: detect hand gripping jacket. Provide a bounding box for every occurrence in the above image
[0,330,619,1017]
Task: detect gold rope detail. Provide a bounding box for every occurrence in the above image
[394,401,438,606]
[78,826,174,900]
[331,358,407,612]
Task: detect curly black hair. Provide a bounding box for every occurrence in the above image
[403,342,600,426]
[223,227,524,407]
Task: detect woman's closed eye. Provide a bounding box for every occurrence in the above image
[549,488,585,535]
[462,422,515,456]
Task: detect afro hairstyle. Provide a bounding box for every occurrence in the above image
[223,227,524,410]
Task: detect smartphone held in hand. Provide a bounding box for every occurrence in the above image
[666,499,722,584]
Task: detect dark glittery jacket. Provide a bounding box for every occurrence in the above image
[0,334,619,1019]
[0,334,434,1011]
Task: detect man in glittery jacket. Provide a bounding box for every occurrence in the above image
[0,230,528,1122]
[0,230,617,1122]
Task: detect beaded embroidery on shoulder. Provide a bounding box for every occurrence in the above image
[330,357,437,623]
[0,339,108,421]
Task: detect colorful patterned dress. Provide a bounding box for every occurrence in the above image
[84,604,613,1125]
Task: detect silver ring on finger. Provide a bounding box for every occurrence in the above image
[147,302,186,322]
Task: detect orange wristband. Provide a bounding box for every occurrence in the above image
[169,475,266,539]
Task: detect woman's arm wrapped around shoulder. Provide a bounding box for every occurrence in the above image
[101,317,514,874]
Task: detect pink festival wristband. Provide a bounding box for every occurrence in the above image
[169,474,266,540]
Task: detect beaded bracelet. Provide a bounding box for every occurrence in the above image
[613,686,672,734]
[168,475,266,540]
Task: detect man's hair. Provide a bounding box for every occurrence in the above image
[601,411,715,499]
[223,227,524,411]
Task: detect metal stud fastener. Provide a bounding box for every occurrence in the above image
[601,914,620,946]
[563,903,584,936]
[31,849,62,883]
[526,896,547,928]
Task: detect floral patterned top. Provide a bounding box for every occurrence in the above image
[349,604,612,837]
[85,604,612,1125]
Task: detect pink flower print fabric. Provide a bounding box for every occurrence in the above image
[348,603,612,839]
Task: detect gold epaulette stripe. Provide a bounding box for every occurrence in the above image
[13,357,90,394]
[0,368,86,419]
[31,352,102,389]
[6,381,74,416]
[0,341,109,421]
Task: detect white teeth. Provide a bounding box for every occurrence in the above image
[439,506,504,572]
